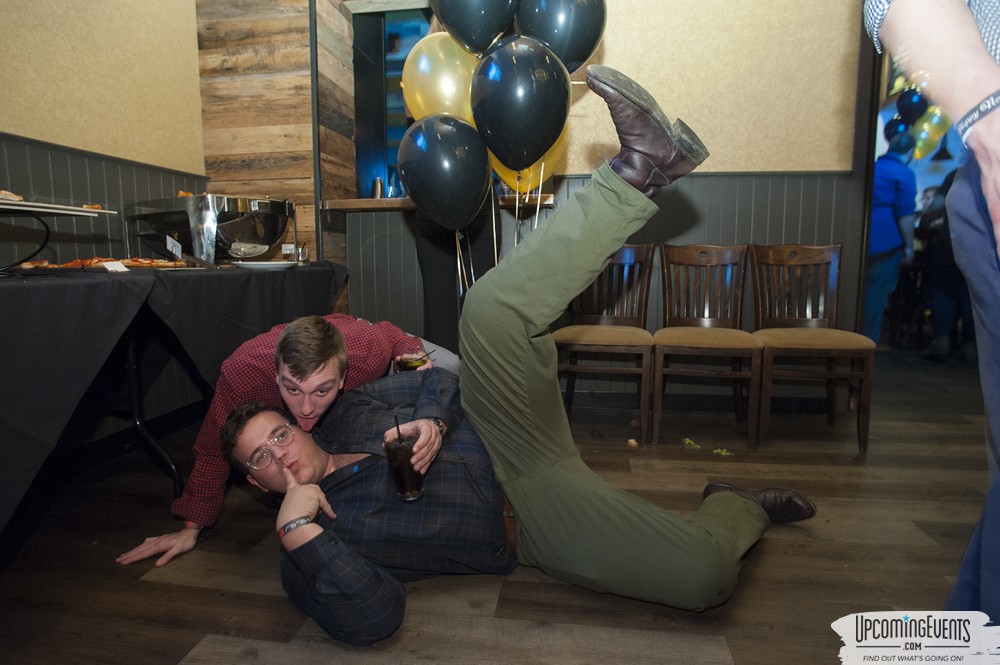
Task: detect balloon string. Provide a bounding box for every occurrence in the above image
[454,231,469,292]
[454,236,463,299]
[533,161,545,231]
[491,191,499,266]
[465,223,477,285]
[514,170,522,246]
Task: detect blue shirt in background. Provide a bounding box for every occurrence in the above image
[869,152,916,256]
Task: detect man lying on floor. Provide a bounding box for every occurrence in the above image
[220,65,817,646]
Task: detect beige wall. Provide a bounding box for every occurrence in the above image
[0,0,862,177]
[1,0,205,175]
[349,0,863,174]
[565,0,862,174]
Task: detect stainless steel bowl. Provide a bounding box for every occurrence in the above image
[125,195,293,263]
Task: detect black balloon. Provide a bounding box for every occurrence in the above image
[398,115,492,231]
[429,0,518,55]
[515,0,606,73]
[896,88,929,125]
[883,115,909,141]
[471,35,571,171]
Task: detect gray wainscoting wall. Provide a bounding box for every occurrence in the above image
[1,132,210,439]
[338,169,867,402]
[342,171,866,334]
[0,132,207,266]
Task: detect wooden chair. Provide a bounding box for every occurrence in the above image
[652,244,762,449]
[748,244,875,452]
[553,243,655,444]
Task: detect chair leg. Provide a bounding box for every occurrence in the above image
[856,354,874,454]
[652,349,665,445]
[563,353,577,414]
[746,348,762,451]
[638,348,652,445]
[757,348,775,448]
[847,357,861,412]
[731,358,746,425]
[826,358,837,426]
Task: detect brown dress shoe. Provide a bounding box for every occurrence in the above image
[703,482,817,523]
[586,65,710,197]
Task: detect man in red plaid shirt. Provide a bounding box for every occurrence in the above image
[117,313,444,567]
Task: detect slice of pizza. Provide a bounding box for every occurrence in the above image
[119,257,185,268]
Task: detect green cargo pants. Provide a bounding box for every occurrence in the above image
[459,163,768,610]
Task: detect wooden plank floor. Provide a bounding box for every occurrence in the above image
[0,349,989,665]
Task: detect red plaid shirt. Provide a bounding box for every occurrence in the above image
[171,314,425,526]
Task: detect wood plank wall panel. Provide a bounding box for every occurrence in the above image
[196,0,356,263]
[196,0,316,257]
[316,0,357,207]
[0,133,209,435]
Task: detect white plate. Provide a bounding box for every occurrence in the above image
[232,261,298,270]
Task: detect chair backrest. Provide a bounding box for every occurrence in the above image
[659,244,748,329]
[749,243,842,329]
[568,243,654,327]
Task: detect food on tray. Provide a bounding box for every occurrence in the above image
[120,257,186,268]
[0,189,24,201]
[177,190,194,197]
[18,256,186,269]
[19,260,52,269]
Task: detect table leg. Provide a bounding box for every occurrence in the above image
[126,332,185,498]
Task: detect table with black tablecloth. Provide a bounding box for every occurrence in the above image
[0,261,347,533]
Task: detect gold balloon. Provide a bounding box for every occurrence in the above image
[910,125,940,160]
[926,106,951,139]
[491,128,569,194]
[401,32,479,125]
[909,106,950,159]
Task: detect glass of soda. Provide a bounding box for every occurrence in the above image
[385,432,424,502]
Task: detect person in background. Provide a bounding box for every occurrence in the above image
[864,0,1000,621]
[220,64,817,646]
[864,131,918,343]
[915,171,976,359]
[919,185,941,216]
[117,314,456,567]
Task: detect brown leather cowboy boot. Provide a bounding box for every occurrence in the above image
[586,65,710,197]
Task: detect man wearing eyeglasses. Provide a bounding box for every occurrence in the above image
[117,314,451,567]
[220,369,513,646]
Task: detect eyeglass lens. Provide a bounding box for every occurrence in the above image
[247,424,293,470]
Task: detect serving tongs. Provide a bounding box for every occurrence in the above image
[182,253,222,269]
